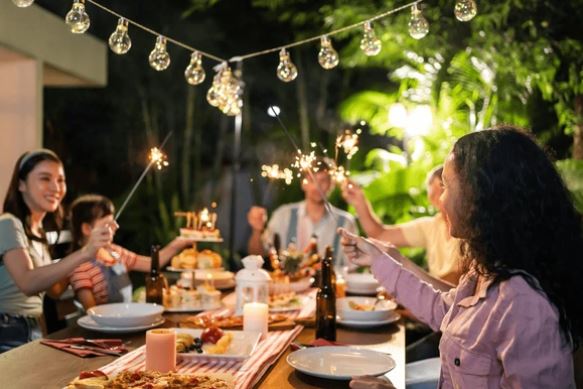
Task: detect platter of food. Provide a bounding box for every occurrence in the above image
[179,312,292,330]
[268,291,303,312]
[65,370,233,389]
[174,327,262,361]
[170,248,223,270]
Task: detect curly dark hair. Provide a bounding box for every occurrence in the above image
[452,125,583,349]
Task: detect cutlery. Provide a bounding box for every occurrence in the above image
[68,344,124,356]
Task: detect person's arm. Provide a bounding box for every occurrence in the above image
[76,288,97,310]
[341,181,409,246]
[46,278,70,299]
[2,225,113,296]
[247,206,268,255]
[339,228,455,331]
[371,239,454,292]
[127,237,197,272]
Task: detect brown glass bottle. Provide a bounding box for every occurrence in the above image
[145,244,164,304]
[315,246,336,341]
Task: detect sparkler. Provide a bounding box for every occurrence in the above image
[115,131,173,221]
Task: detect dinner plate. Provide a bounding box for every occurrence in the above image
[166,267,225,272]
[175,328,261,361]
[77,315,165,333]
[164,302,222,313]
[287,346,396,380]
[337,311,401,329]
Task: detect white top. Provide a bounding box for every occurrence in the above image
[399,213,461,282]
[263,201,357,271]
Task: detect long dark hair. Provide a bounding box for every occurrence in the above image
[2,150,64,242]
[452,125,583,349]
[69,194,114,251]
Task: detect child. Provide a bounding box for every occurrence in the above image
[69,194,193,310]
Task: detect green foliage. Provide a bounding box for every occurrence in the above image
[556,159,583,214]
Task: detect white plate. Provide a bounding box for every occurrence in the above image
[175,328,261,361]
[166,267,225,273]
[78,315,165,333]
[287,346,396,380]
[337,297,398,321]
[164,302,222,313]
[337,311,401,329]
[268,294,310,312]
[87,302,164,327]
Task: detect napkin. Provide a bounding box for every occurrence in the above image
[289,338,345,351]
[40,337,127,357]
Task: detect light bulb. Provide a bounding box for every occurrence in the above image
[12,0,34,7]
[318,36,339,69]
[108,18,131,55]
[360,22,382,56]
[454,0,478,22]
[148,36,171,71]
[207,65,243,116]
[276,49,298,82]
[184,51,206,85]
[65,0,90,34]
[408,4,429,40]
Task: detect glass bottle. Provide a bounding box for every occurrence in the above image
[146,244,164,304]
[316,246,336,341]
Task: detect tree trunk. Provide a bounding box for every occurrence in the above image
[573,95,583,160]
[182,87,196,205]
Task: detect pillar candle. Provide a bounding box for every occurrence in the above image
[145,328,176,372]
[243,302,268,337]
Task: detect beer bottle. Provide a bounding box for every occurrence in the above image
[146,244,164,304]
[315,245,336,341]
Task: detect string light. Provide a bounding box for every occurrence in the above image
[408,4,429,39]
[206,64,243,116]
[454,0,478,22]
[184,51,206,85]
[12,0,34,7]
[149,147,169,170]
[108,18,131,55]
[360,22,382,56]
[276,49,298,82]
[318,36,339,69]
[65,0,90,34]
[149,36,171,71]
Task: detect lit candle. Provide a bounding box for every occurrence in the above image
[145,328,176,372]
[243,302,268,337]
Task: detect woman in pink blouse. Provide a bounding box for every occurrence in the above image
[342,126,582,388]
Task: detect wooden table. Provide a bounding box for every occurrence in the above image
[0,314,405,389]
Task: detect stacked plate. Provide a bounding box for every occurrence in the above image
[345,273,380,295]
[78,303,165,333]
[194,270,235,289]
[336,297,400,328]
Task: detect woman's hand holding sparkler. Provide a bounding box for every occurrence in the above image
[341,180,367,209]
[83,224,116,265]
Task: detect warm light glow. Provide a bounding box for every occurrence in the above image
[388,103,408,128]
[148,147,169,170]
[261,164,293,185]
[405,105,433,136]
[267,105,281,117]
[336,130,360,160]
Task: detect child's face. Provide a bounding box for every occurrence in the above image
[84,214,118,237]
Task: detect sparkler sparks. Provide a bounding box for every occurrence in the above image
[148,147,169,170]
[330,165,349,183]
[261,164,294,185]
[336,129,361,160]
[292,150,317,175]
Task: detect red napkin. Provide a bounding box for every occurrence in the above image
[40,337,127,357]
[289,338,346,351]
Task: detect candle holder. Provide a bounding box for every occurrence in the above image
[235,255,271,315]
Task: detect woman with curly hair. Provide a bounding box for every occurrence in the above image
[341,125,582,388]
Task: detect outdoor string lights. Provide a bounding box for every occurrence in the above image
[13,0,477,115]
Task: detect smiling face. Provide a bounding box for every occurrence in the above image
[18,160,66,214]
[301,170,333,204]
[439,153,467,238]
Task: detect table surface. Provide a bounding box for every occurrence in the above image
[0,312,405,389]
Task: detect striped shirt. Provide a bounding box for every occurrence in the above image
[70,251,138,305]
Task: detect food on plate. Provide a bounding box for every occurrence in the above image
[176,327,233,355]
[171,249,222,270]
[348,300,376,311]
[268,292,300,309]
[163,284,221,310]
[179,313,287,329]
[180,227,221,240]
[67,370,233,389]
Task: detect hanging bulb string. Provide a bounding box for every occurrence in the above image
[85,0,226,63]
[229,0,423,62]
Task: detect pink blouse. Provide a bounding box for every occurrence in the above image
[371,253,575,388]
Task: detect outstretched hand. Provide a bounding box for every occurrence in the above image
[350,375,396,389]
[338,228,385,267]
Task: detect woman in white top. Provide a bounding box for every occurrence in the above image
[0,149,113,352]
